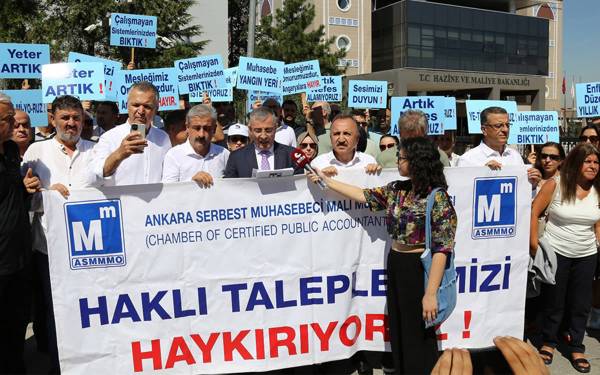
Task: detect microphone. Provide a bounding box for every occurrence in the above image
[291,148,327,190]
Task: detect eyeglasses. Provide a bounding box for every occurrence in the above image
[379,143,396,151]
[485,122,511,130]
[299,142,316,149]
[579,135,599,143]
[228,135,247,143]
[539,153,561,161]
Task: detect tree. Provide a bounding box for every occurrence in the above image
[255,0,347,75]
[228,0,249,68]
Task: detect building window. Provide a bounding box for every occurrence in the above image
[548,72,555,78]
[336,35,351,51]
[337,58,359,67]
[328,17,359,27]
[549,39,555,47]
[337,0,351,12]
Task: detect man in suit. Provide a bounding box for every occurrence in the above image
[224,107,301,178]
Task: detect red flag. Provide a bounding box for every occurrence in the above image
[562,77,566,95]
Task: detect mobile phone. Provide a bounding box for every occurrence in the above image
[130,123,146,140]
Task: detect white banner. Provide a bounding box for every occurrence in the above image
[44,167,530,373]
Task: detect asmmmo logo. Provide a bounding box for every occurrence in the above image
[472,177,517,239]
[64,199,126,270]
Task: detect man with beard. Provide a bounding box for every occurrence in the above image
[282,99,306,138]
[224,107,301,178]
[22,95,99,374]
[93,81,171,186]
[162,104,229,185]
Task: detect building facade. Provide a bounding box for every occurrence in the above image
[188,0,229,67]
[261,0,372,75]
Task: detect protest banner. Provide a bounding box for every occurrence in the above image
[443,97,457,131]
[114,68,179,113]
[3,89,46,127]
[190,67,237,103]
[576,82,600,118]
[390,96,447,135]
[68,52,122,101]
[347,80,387,109]
[507,111,559,144]
[307,76,342,103]
[41,62,105,103]
[246,90,284,112]
[175,54,227,94]
[0,43,50,79]
[465,100,517,134]
[110,13,157,49]
[237,57,284,94]
[44,167,528,373]
[282,60,321,95]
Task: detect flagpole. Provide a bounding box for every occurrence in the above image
[563,73,567,133]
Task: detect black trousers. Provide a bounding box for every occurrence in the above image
[386,250,438,374]
[542,252,597,353]
[0,268,29,374]
[33,251,60,373]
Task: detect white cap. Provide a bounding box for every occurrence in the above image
[227,123,249,138]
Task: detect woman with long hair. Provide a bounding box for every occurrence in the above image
[533,142,566,190]
[296,130,318,161]
[579,124,600,148]
[531,143,600,373]
[307,137,457,374]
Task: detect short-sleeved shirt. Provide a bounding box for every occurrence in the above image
[363,181,457,254]
[456,141,524,167]
[162,141,229,182]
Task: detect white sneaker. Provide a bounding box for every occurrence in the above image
[587,307,600,329]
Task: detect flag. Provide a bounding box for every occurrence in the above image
[571,81,575,98]
[562,76,566,95]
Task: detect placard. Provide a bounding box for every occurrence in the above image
[443,97,457,131]
[68,52,121,101]
[390,96,448,135]
[508,111,559,144]
[347,80,387,109]
[237,57,284,94]
[282,60,321,95]
[114,68,179,113]
[465,100,517,135]
[42,63,105,103]
[3,89,47,127]
[175,54,227,94]
[307,76,342,103]
[190,67,237,103]
[110,13,157,49]
[246,90,284,112]
[0,43,50,79]
[576,82,600,118]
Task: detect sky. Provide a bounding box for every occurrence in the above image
[563,0,600,83]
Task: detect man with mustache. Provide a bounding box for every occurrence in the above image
[21,94,99,373]
[162,104,229,186]
[224,107,301,178]
[93,81,171,186]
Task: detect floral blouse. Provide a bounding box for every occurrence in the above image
[363,180,457,254]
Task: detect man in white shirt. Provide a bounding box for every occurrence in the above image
[312,114,381,176]
[21,95,98,373]
[457,106,541,185]
[162,104,229,186]
[93,81,171,186]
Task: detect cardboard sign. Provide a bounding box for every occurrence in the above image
[390,96,447,135]
[190,67,237,103]
[175,54,227,94]
[465,100,517,134]
[110,13,157,49]
[0,43,50,79]
[41,63,105,103]
[68,52,121,101]
[237,57,284,94]
[576,82,600,118]
[307,76,342,103]
[114,68,180,114]
[282,60,321,95]
[3,89,47,127]
[443,97,457,131]
[246,90,283,112]
[347,80,387,109]
[508,111,559,144]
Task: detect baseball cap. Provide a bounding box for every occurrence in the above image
[227,123,249,138]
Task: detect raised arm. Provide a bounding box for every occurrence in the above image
[307,167,367,203]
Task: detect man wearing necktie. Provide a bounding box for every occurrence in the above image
[224,107,302,178]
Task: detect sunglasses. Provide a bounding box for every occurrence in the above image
[228,135,247,143]
[379,143,396,151]
[539,153,561,161]
[485,122,511,130]
[579,135,599,143]
[299,142,316,149]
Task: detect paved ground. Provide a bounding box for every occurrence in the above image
[23,324,600,374]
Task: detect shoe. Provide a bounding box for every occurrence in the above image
[587,307,600,329]
[538,349,553,365]
[570,357,591,373]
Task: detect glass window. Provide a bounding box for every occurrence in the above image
[337,0,351,11]
[408,25,420,45]
[336,35,351,51]
[448,28,459,49]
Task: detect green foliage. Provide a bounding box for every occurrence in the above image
[255,0,347,75]
[228,0,249,68]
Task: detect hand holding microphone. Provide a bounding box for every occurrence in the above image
[290,148,327,190]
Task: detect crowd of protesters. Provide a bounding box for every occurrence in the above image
[2,79,600,375]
